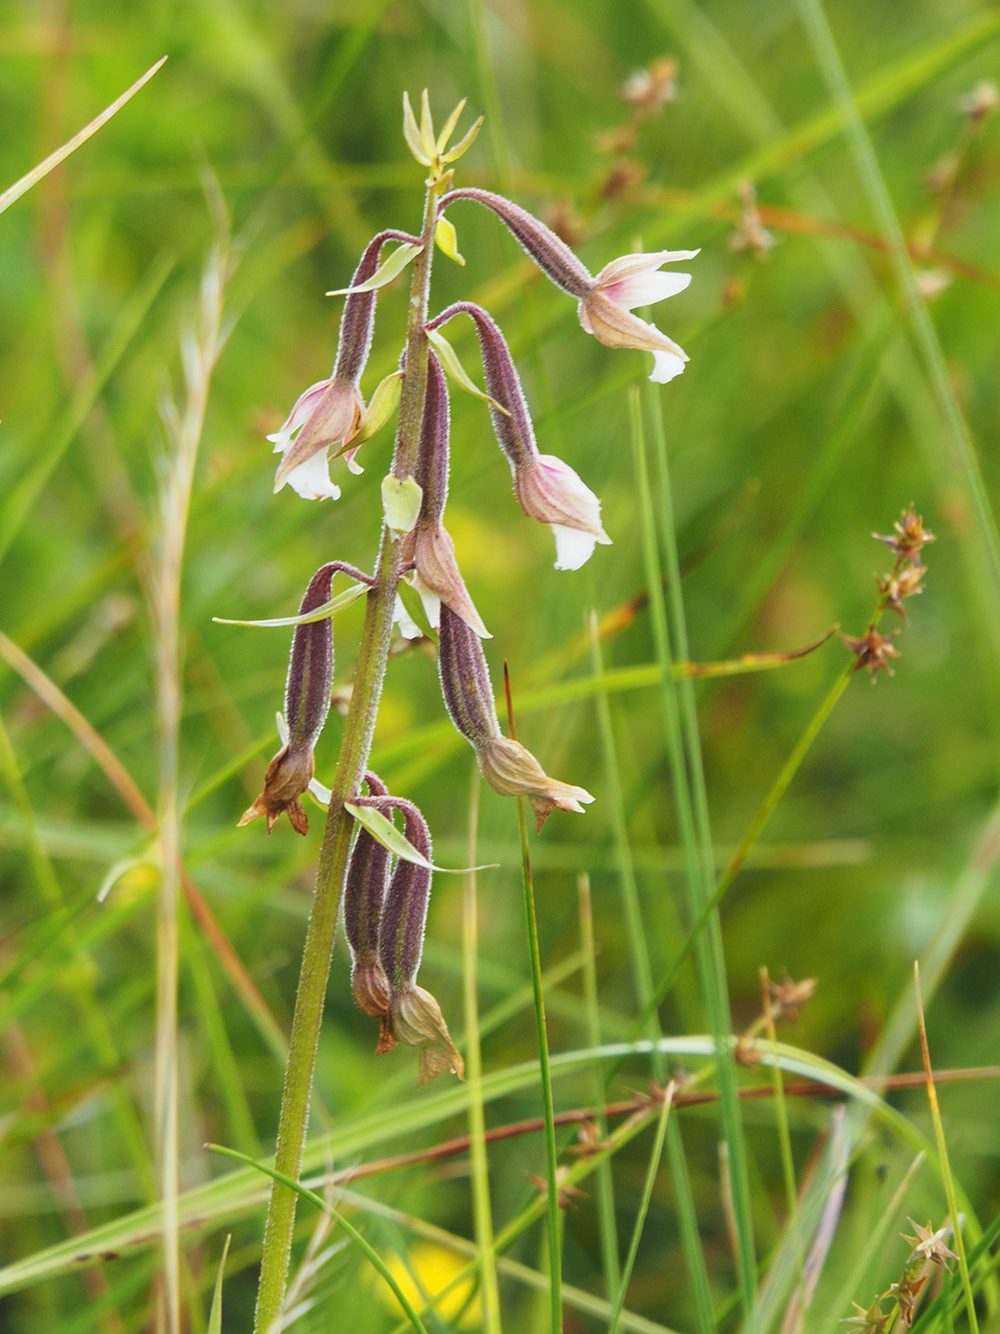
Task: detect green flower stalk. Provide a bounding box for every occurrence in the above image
[241,90,695,1329]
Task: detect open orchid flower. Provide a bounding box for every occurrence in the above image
[268,378,363,500]
[426,302,611,570]
[579,249,698,383]
[270,228,419,499]
[439,189,697,383]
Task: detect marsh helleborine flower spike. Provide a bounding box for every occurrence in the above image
[438,603,594,830]
[439,188,697,383]
[238,564,339,834]
[270,229,420,499]
[428,302,610,570]
[400,351,490,635]
[343,771,392,1019]
[373,798,464,1083]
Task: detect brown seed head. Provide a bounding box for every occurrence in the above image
[877,564,925,619]
[839,624,901,680]
[873,506,936,566]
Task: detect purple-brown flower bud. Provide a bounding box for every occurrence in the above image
[439,188,593,298]
[344,772,392,1017]
[238,563,342,835]
[365,798,463,1083]
[426,303,609,570]
[438,605,594,829]
[270,229,420,498]
[399,351,489,636]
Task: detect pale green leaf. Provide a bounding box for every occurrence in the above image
[345,802,494,874]
[345,372,402,449]
[212,582,367,628]
[326,243,422,296]
[425,328,509,415]
[207,1235,231,1334]
[402,91,430,165]
[435,216,465,266]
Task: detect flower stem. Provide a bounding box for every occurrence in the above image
[253,183,439,1334]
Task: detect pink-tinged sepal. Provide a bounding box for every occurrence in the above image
[427,303,610,569]
[514,454,611,570]
[269,229,419,499]
[270,378,363,498]
[578,249,697,382]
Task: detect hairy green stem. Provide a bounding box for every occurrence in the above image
[253,183,439,1333]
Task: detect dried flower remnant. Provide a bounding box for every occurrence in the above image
[839,624,900,680]
[877,564,925,619]
[239,563,344,834]
[527,1167,588,1211]
[843,1298,892,1334]
[903,1220,959,1271]
[887,1272,927,1327]
[767,974,817,1024]
[439,187,697,382]
[729,180,776,260]
[874,505,936,566]
[957,78,999,123]
[437,604,593,829]
[622,57,678,114]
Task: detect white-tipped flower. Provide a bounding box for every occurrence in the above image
[426,301,611,572]
[579,249,698,383]
[513,454,611,570]
[438,191,696,385]
[269,229,419,500]
[269,377,364,499]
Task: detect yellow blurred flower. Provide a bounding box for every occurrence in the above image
[375,1242,482,1327]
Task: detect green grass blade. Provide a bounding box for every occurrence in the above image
[207,1145,430,1334]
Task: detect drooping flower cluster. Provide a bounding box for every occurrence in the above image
[344,776,463,1083]
[237,92,697,1081]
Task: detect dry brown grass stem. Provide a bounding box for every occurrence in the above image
[151,195,231,1334]
[0,630,287,1060]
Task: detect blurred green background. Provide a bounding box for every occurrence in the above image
[1,0,1000,1329]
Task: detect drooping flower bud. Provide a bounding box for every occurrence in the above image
[437,604,594,830]
[270,229,420,499]
[372,798,464,1083]
[239,562,367,835]
[438,188,593,298]
[344,771,392,1018]
[438,190,696,383]
[399,352,489,636]
[426,302,610,570]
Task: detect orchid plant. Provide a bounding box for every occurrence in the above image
[243,92,696,1330]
